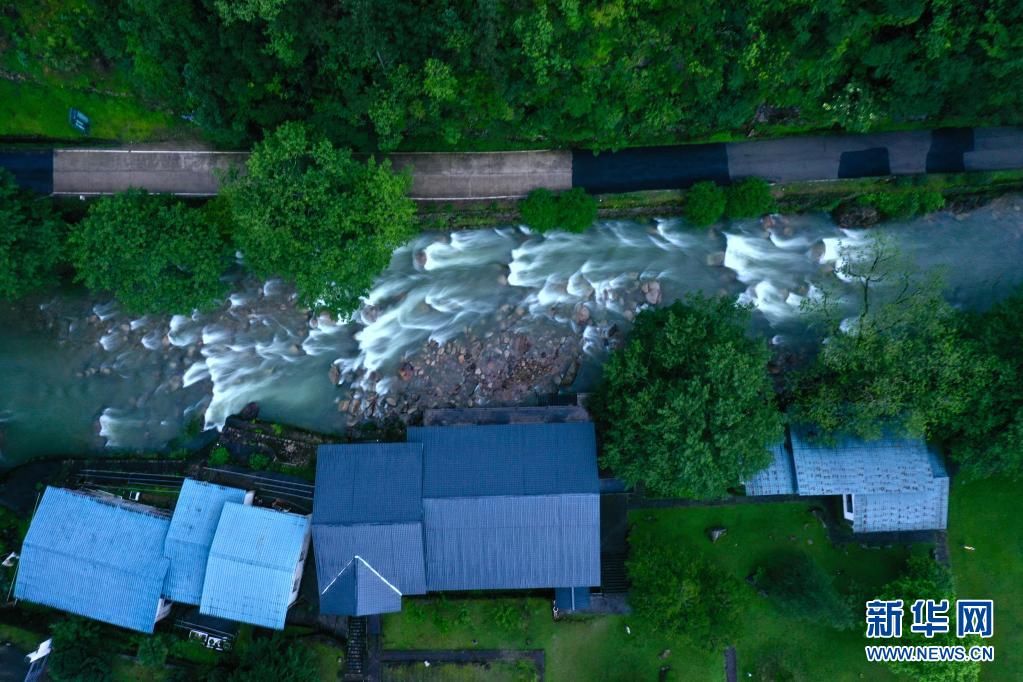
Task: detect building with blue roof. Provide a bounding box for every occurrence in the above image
[313,422,602,617]
[17,479,309,633]
[745,429,949,533]
[200,502,311,630]
[14,488,173,633]
[163,479,253,605]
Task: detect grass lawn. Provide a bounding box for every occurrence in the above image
[0,79,187,142]
[948,476,1022,680]
[385,661,537,681]
[384,501,923,681]
[633,503,923,681]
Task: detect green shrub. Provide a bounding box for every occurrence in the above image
[209,445,230,466]
[555,188,597,233]
[518,188,559,232]
[725,177,776,218]
[860,186,946,220]
[136,634,169,669]
[685,181,727,226]
[917,189,946,213]
[250,453,271,470]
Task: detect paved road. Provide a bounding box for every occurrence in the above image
[3,127,1022,198]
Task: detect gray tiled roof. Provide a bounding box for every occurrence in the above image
[422,494,601,591]
[790,431,941,495]
[313,443,423,524]
[163,479,248,605]
[853,475,949,532]
[744,442,796,495]
[312,523,427,597]
[408,423,599,498]
[320,556,403,616]
[15,488,170,633]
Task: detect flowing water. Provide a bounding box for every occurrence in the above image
[2,200,1022,466]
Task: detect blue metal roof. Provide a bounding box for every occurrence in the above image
[320,556,403,616]
[313,443,423,524]
[791,431,944,495]
[407,423,599,498]
[164,479,248,605]
[422,494,601,591]
[15,488,170,633]
[313,523,426,599]
[745,441,796,495]
[200,503,309,629]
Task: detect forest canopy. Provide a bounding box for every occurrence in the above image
[4,0,1022,150]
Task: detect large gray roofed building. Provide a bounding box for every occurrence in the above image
[745,430,949,533]
[313,423,601,616]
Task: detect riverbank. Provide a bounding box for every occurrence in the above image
[418,169,1023,230]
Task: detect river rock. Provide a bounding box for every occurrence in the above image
[643,280,662,305]
[575,305,591,324]
[399,362,414,381]
[328,364,341,384]
[706,251,726,267]
[832,202,880,228]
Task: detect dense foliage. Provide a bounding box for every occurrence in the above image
[68,189,228,314]
[754,549,854,629]
[684,181,726,227]
[213,634,318,682]
[627,530,744,649]
[6,1,1023,149]
[879,557,981,682]
[0,169,65,300]
[792,237,994,441]
[47,618,113,682]
[518,187,597,233]
[725,177,776,218]
[592,295,783,498]
[224,122,415,317]
[937,291,1023,478]
[860,185,946,220]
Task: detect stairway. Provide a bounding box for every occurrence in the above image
[601,552,629,593]
[343,616,367,680]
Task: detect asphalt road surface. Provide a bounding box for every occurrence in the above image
[3,127,1022,198]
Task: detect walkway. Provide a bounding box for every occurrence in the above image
[2,127,1022,199]
[380,649,545,681]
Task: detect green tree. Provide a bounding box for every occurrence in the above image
[48,618,112,682]
[627,530,745,649]
[684,181,726,227]
[225,122,415,317]
[792,236,995,441]
[0,170,65,300]
[936,290,1023,478]
[592,295,783,498]
[725,177,776,218]
[555,187,597,233]
[69,189,228,314]
[878,557,981,682]
[518,188,559,232]
[754,549,854,629]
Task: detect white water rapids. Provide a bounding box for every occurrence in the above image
[1,202,1022,463]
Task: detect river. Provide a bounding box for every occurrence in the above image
[2,200,1022,466]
